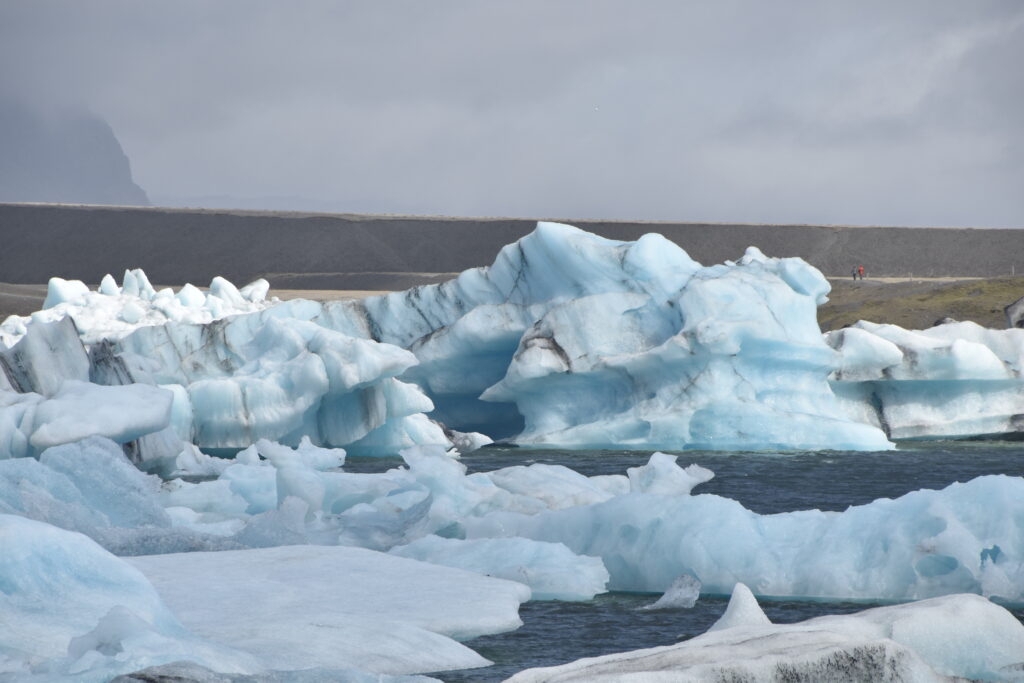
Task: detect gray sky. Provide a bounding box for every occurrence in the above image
[2,1,1022,226]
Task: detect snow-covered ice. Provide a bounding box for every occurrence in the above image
[508,584,1024,682]
[127,544,531,675]
[0,270,272,348]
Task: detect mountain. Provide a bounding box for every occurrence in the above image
[0,98,148,206]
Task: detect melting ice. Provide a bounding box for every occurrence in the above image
[4,222,1024,679]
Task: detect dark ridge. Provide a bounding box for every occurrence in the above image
[0,202,1021,286]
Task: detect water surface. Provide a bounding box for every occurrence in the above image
[348,440,1024,681]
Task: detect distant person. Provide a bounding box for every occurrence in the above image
[851,266,858,281]
[858,265,865,280]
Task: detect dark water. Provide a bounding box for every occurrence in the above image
[343,441,1024,682]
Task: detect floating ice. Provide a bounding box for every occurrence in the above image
[0,317,89,395]
[626,452,713,495]
[0,514,256,681]
[640,573,702,610]
[97,310,456,457]
[466,471,1024,603]
[127,544,531,675]
[8,433,1024,607]
[390,536,609,601]
[27,380,172,452]
[0,436,237,555]
[3,222,897,453]
[310,223,893,451]
[0,318,182,462]
[828,320,1024,439]
[508,585,1024,682]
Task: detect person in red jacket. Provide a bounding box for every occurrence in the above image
[858,265,865,280]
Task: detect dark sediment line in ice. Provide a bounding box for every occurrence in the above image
[1,201,1021,286]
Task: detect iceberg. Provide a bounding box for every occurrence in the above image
[0,513,526,679]
[314,222,892,450]
[0,318,182,463]
[508,583,1024,682]
[3,222,896,454]
[466,469,1024,603]
[14,222,1024,451]
[639,572,702,610]
[93,306,466,458]
[828,320,1024,439]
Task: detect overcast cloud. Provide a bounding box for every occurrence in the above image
[1,1,1021,226]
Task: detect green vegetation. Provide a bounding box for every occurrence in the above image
[820,277,1024,331]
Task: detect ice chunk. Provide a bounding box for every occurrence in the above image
[0,515,256,679]
[640,573,702,610]
[507,592,1024,682]
[0,270,272,348]
[106,314,451,455]
[828,320,1024,439]
[290,221,888,451]
[128,544,531,675]
[390,536,609,601]
[465,474,1024,603]
[627,453,713,495]
[481,255,890,450]
[113,661,439,682]
[28,380,173,451]
[238,278,271,303]
[487,463,625,510]
[0,316,88,395]
[445,428,493,453]
[0,437,236,555]
[42,276,90,310]
[707,583,770,631]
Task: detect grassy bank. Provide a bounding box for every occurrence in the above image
[821,276,1024,331]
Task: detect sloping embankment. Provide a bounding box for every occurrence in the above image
[1,202,1021,287]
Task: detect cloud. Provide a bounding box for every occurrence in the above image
[1,0,1021,226]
